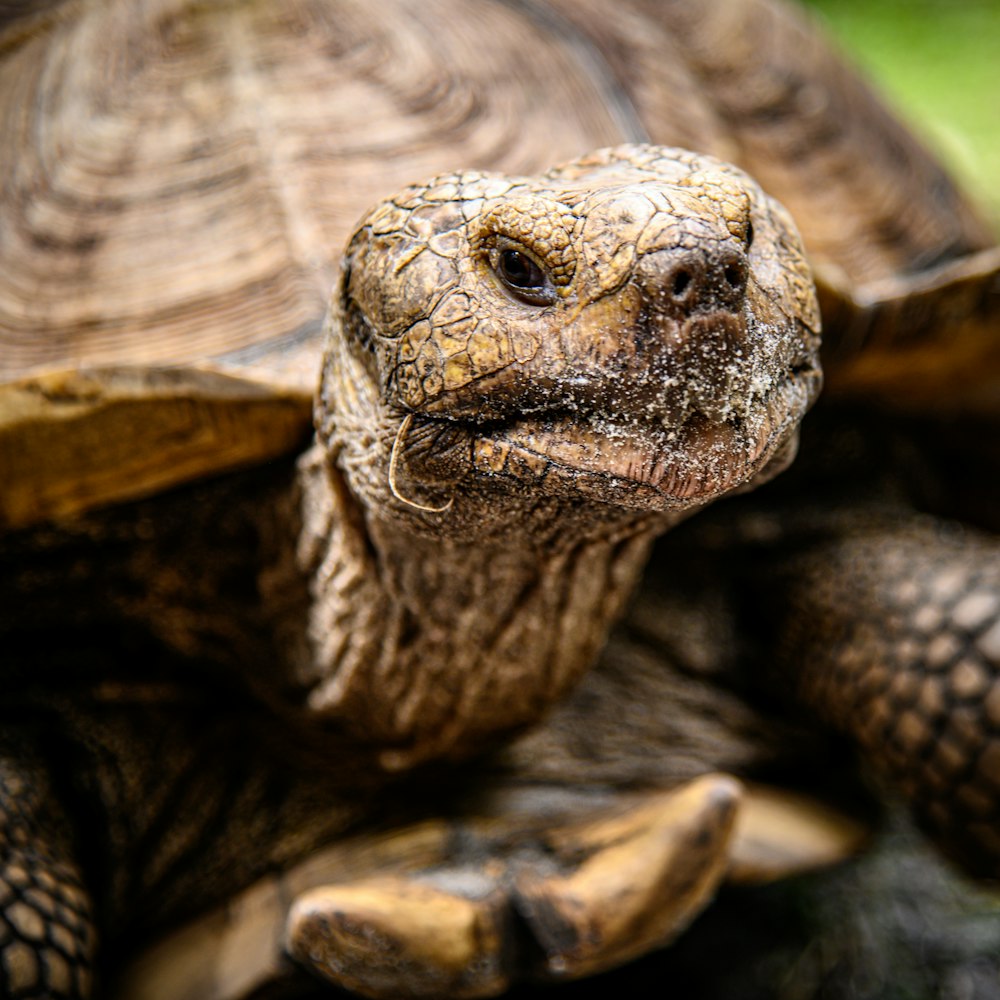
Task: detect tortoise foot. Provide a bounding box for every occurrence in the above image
[114,774,866,999]
[286,774,741,997]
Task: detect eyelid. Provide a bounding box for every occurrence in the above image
[491,236,547,269]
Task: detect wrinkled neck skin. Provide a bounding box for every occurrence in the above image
[295,446,663,771]
[292,327,686,772]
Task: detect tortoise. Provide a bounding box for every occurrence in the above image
[2,0,1000,997]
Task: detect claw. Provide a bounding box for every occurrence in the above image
[512,773,742,979]
[728,784,870,883]
[286,870,510,999]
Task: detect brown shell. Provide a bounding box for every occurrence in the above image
[1,0,997,526]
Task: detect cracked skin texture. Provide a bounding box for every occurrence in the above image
[321,145,819,530]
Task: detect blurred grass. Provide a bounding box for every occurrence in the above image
[801,0,1000,228]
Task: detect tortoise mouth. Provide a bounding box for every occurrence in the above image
[462,359,819,510]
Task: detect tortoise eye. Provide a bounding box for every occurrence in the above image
[499,249,544,289]
[493,245,555,305]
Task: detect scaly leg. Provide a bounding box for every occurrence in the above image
[772,517,1000,878]
[0,741,95,998]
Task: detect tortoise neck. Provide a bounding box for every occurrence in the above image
[294,444,656,770]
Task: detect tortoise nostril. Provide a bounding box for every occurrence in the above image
[641,248,746,314]
[724,263,745,290]
[672,270,692,298]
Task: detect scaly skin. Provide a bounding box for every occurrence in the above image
[0,738,95,999]
[773,517,1000,878]
[1,145,821,997]
[303,145,821,766]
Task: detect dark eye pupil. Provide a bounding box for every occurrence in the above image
[500,249,544,289]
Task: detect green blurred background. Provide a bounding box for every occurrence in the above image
[801,0,1000,227]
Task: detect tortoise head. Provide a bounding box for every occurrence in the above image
[317,145,821,539]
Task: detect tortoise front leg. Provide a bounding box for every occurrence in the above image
[288,774,742,996]
[115,775,745,1000]
[0,741,95,998]
[772,517,1000,878]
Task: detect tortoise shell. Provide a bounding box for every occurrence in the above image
[1,0,997,528]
